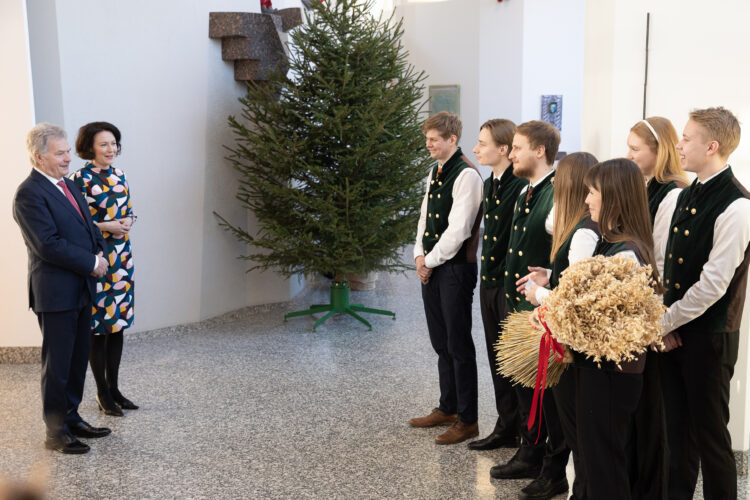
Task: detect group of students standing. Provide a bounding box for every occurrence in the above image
[409,107,749,500]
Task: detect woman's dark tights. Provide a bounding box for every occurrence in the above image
[89,331,125,402]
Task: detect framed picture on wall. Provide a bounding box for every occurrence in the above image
[429,85,460,115]
[541,94,563,130]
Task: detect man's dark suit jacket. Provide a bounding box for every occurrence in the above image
[13,169,105,312]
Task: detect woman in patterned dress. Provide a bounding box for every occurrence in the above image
[72,121,137,416]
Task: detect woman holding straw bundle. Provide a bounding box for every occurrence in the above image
[626,116,689,277]
[516,152,599,500]
[575,158,667,500]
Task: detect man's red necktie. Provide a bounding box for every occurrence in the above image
[525,185,533,203]
[57,180,84,219]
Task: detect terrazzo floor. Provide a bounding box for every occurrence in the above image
[0,254,747,499]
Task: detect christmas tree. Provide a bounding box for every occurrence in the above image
[217,0,430,330]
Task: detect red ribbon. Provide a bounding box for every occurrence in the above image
[527,307,565,443]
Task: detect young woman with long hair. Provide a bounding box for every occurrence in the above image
[627,116,689,278]
[578,158,667,500]
[516,151,599,499]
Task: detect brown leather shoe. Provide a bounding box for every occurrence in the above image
[435,421,479,445]
[409,408,458,428]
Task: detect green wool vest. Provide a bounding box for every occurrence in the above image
[504,172,554,312]
[480,166,528,289]
[663,168,750,333]
[421,148,479,265]
[549,216,599,289]
[647,179,678,225]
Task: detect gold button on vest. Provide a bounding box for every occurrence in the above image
[678,258,683,264]
[525,208,530,213]
[491,256,495,261]
[684,230,689,236]
[675,283,681,289]
[518,250,523,256]
[494,215,498,220]
[493,236,497,241]
[691,208,697,214]
[515,273,520,278]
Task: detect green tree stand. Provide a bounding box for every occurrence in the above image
[284,281,395,332]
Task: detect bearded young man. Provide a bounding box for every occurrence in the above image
[489,121,569,500]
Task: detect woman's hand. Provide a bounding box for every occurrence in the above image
[96,221,126,239]
[515,266,550,292]
[522,281,541,306]
[119,217,133,233]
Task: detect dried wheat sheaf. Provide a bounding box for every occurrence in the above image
[495,311,568,388]
[544,254,665,366]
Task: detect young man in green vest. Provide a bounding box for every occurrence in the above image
[467,119,528,451]
[409,111,484,445]
[489,121,569,500]
[659,107,750,500]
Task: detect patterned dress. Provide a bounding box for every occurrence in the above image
[71,163,135,334]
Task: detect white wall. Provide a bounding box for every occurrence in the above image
[0,1,42,347]
[396,0,481,167]
[519,0,585,156]
[582,0,750,451]
[395,0,585,180]
[0,0,302,347]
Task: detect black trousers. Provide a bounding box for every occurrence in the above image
[576,367,642,500]
[659,330,739,500]
[553,366,586,499]
[421,261,478,423]
[36,292,92,437]
[479,286,518,435]
[515,382,570,479]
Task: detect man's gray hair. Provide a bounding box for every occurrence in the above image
[26,123,67,167]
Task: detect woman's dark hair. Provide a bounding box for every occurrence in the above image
[585,158,663,293]
[75,121,122,160]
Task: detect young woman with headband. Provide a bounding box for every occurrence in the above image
[627,116,689,278]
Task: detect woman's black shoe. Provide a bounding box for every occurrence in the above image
[96,392,124,417]
[113,394,139,410]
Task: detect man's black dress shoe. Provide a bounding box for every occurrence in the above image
[96,393,124,417]
[70,421,111,438]
[518,476,569,500]
[44,433,90,454]
[490,456,541,480]
[468,432,520,450]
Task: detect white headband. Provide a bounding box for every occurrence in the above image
[640,119,659,144]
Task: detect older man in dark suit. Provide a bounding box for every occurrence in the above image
[13,123,111,454]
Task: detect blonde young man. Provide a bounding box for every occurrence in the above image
[467,119,527,451]
[660,107,750,500]
[410,112,484,445]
